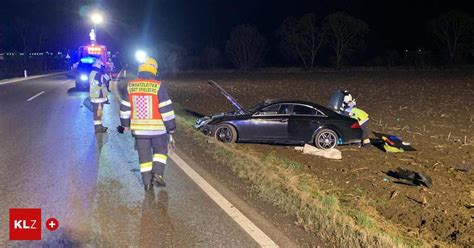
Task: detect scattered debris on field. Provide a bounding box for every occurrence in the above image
[386,167,433,188]
[454,163,471,173]
[294,144,342,160]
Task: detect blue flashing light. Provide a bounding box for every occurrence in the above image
[80,57,95,64]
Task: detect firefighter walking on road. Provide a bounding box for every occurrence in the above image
[89,59,109,133]
[118,57,176,191]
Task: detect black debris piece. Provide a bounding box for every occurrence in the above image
[387,167,433,188]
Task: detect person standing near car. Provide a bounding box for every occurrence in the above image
[117,57,176,191]
[89,59,108,133]
[342,91,370,147]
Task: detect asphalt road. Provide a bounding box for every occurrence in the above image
[0,74,265,247]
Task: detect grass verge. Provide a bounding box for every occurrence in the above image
[175,110,426,247]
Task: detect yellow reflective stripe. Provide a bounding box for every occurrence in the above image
[159,100,172,108]
[131,119,164,125]
[359,118,369,125]
[90,98,107,103]
[140,162,153,172]
[121,100,131,107]
[153,154,167,164]
[130,125,166,131]
[120,111,131,118]
[352,108,369,121]
[134,130,167,135]
[161,110,175,118]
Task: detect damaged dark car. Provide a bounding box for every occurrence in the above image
[195,81,363,149]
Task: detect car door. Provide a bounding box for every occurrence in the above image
[288,104,326,142]
[240,104,291,141]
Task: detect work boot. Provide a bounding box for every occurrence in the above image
[95,126,108,133]
[152,174,166,187]
[144,183,154,192]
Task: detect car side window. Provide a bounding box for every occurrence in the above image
[313,108,326,117]
[277,104,290,114]
[257,104,281,115]
[292,105,317,115]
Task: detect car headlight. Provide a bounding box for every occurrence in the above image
[80,74,88,81]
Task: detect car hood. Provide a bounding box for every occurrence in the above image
[194,111,233,129]
[208,80,245,114]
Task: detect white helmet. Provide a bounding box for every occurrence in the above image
[92,58,103,69]
[343,94,353,104]
[343,91,357,107]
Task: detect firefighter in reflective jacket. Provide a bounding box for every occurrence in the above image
[89,59,109,133]
[342,92,370,147]
[118,57,176,191]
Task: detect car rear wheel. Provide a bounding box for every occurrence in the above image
[214,124,237,143]
[314,129,338,149]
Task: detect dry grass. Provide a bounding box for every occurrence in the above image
[175,112,426,248]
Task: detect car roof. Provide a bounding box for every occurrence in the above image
[261,99,331,110]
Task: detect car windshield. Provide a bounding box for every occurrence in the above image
[247,102,266,113]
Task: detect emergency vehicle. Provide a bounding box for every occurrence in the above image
[74,44,108,89]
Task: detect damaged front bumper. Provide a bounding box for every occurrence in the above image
[195,116,214,135]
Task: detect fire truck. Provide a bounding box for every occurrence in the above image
[74,44,110,89]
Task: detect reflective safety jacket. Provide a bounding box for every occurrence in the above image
[120,78,176,137]
[343,107,369,125]
[351,107,369,125]
[89,68,108,103]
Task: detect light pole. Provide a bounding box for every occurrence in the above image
[90,13,103,44]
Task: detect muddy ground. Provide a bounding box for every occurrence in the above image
[165,71,473,247]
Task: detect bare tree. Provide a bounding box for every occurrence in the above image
[429,10,474,67]
[277,13,324,70]
[322,12,369,70]
[385,49,400,71]
[0,24,7,50]
[202,45,221,71]
[14,18,30,53]
[226,25,266,70]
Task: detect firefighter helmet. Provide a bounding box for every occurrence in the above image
[342,90,352,104]
[92,58,103,69]
[138,57,159,76]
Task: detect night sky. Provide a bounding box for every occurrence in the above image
[1,0,473,60]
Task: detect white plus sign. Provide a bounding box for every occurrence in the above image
[49,221,56,228]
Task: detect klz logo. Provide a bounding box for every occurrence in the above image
[9,208,42,240]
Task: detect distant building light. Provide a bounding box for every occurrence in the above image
[405,49,408,53]
[20,53,24,56]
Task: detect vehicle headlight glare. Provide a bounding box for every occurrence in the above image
[80,74,88,81]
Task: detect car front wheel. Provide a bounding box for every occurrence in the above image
[314,129,338,149]
[214,124,237,143]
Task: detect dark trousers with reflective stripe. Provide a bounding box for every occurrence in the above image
[135,134,170,185]
[92,103,104,130]
[361,122,370,144]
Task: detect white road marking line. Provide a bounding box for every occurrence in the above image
[27,91,45,102]
[170,153,279,248]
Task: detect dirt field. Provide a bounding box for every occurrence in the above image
[165,71,474,247]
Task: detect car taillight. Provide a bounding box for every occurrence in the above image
[351,122,361,129]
